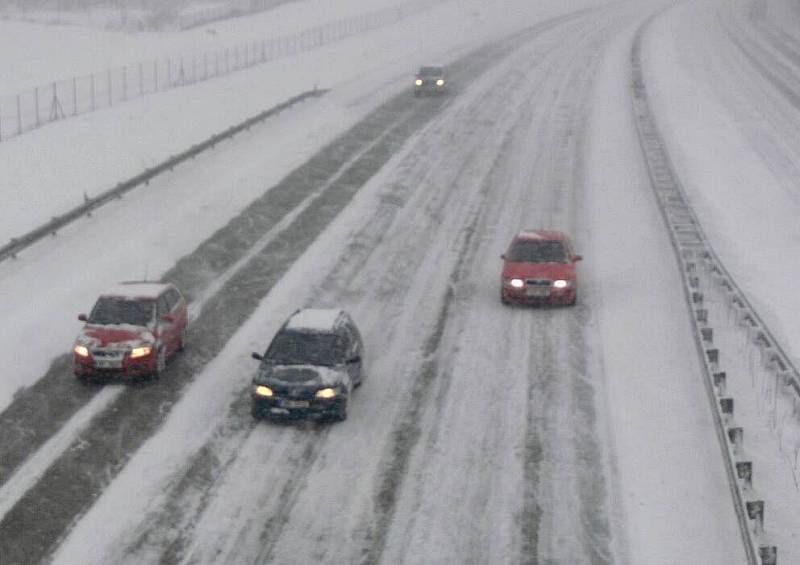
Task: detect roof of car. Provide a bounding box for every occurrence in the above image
[101,281,172,300]
[418,66,444,74]
[285,308,344,333]
[515,229,566,242]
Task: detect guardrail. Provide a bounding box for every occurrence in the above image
[0,88,328,264]
[0,0,443,143]
[632,12,790,565]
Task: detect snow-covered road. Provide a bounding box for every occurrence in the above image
[3,0,800,562]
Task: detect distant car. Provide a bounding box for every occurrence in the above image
[250,308,364,422]
[414,65,446,96]
[500,230,582,306]
[73,281,188,381]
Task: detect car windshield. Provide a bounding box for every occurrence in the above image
[265,331,345,366]
[419,67,443,76]
[88,297,155,326]
[507,240,567,263]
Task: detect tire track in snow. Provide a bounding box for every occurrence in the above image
[351,11,617,563]
[138,11,608,562]
[72,24,559,565]
[0,95,417,494]
[0,77,447,565]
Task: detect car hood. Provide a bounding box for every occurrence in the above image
[255,364,348,388]
[503,262,576,280]
[76,324,154,348]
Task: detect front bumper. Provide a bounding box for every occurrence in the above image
[414,83,445,95]
[501,283,576,306]
[73,352,157,378]
[252,395,346,420]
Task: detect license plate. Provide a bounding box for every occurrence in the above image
[95,358,122,369]
[283,400,309,409]
[526,286,550,297]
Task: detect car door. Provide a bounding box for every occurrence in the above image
[156,292,178,355]
[341,320,363,385]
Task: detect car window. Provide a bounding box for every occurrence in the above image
[164,288,179,311]
[157,294,171,318]
[89,298,155,326]
[265,331,346,366]
[507,240,567,263]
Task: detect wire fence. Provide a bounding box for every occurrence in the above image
[0,0,444,143]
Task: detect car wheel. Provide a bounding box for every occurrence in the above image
[251,403,262,420]
[332,399,348,422]
[153,347,166,380]
[178,327,187,352]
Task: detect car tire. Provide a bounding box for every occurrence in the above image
[178,327,187,352]
[251,404,262,420]
[153,347,166,380]
[332,399,348,422]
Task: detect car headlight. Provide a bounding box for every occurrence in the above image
[415,79,423,86]
[130,346,152,359]
[254,385,274,397]
[553,279,569,289]
[74,345,90,357]
[436,79,445,86]
[509,278,524,289]
[315,387,339,399]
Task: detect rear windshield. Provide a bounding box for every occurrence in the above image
[265,331,345,366]
[88,297,155,326]
[507,240,567,263]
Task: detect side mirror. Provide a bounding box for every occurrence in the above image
[347,355,361,365]
[500,254,506,260]
[78,314,88,322]
[162,314,175,323]
[251,352,263,361]
[573,255,583,262]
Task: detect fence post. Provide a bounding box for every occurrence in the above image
[91,73,95,111]
[203,53,208,80]
[72,76,77,115]
[154,60,158,92]
[167,58,172,87]
[122,66,127,101]
[139,62,143,97]
[107,69,112,107]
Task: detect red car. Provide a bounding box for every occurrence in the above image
[73,282,188,381]
[500,230,582,306]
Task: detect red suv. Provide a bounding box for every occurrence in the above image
[73,282,188,381]
[501,230,582,306]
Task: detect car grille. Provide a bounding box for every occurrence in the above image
[525,279,551,287]
[269,384,317,400]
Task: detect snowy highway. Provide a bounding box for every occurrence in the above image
[2,0,800,563]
